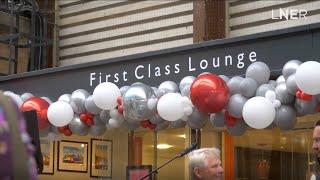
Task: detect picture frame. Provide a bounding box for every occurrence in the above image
[40,139,55,175]
[58,140,88,173]
[126,165,152,180]
[90,139,112,178]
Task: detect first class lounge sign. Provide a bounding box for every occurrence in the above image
[0,23,319,99]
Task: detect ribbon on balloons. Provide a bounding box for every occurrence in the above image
[21,97,50,130]
[296,89,312,101]
[117,96,122,106]
[140,120,151,128]
[117,105,124,114]
[80,112,94,126]
[225,111,237,127]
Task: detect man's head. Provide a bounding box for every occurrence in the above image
[188,147,224,180]
[313,120,320,153]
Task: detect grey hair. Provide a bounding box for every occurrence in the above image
[188,147,221,178]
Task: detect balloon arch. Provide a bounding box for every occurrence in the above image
[4,60,320,140]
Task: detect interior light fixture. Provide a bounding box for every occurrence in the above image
[177,134,186,139]
[157,144,173,149]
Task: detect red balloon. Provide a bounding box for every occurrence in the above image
[117,105,124,114]
[21,97,50,130]
[190,73,229,113]
[80,113,87,122]
[117,96,122,105]
[296,89,312,101]
[63,128,72,136]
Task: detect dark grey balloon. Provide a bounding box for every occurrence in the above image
[227,76,243,95]
[170,120,186,128]
[71,89,90,114]
[286,74,297,95]
[294,98,318,116]
[89,125,106,136]
[187,109,208,129]
[275,83,294,104]
[227,119,247,136]
[39,126,51,137]
[282,60,301,80]
[246,61,270,85]
[227,94,248,118]
[93,115,105,126]
[69,115,89,136]
[149,114,165,125]
[85,95,102,115]
[123,120,140,131]
[209,111,225,128]
[255,84,275,97]
[239,78,258,98]
[155,121,169,131]
[99,110,110,124]
[274,105,297,130]
[219,75,230,83]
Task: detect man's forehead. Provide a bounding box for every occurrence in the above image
[314,126,320,136]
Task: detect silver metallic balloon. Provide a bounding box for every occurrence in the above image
[85,95,102,115]
[239,78,258,98]
[179,76,196,91]
[282,60,301,80]
[93,115,105,126]
[21,93,34,101]
[227,119,246,136]
[209,111,225,128]
[71,89,90,114]
[58,94,71,103]
[274,105,297,130]
[41,97,53,104]
[158,81,179,93]
[255,84,275,97]
[99,110,110,124]
[170,120,186,128]
[268,80,277,88]
[107,117,124,129]
[89,125,106,136]
[155,121,169,131]
[276,75,286,86]
[69,115,89,136]
[246,61,270,85]
[187,109,208,129]
[181,86,191,97]
[275,83,294,104]
[227,94,248,118]
[227,76,243,95]
[219,75,230,84]
[149,114,165,125]
[123,83,157,120]
[120,86,130,95]
[123,119,140,131]
[294,97,318,116]
[286,74,297,95]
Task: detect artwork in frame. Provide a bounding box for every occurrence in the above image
[58,140,88,173]
[126,165,152,180]
[40,139,54,174]
[90,139,112,178]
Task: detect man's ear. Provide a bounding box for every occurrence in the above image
[194,167,202,178]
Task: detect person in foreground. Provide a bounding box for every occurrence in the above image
[188,147,224,180]
[311,120,320,180]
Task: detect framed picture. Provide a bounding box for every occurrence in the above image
[58,140,88,173]
[126,165,152,180]
[40,139,55,174]
[90,139,112,178]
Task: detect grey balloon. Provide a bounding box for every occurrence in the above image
[316,95,320,102]
[282,60,301,80]
[276,75,286,86]
[39,126,51,137]
[181,86,191,97]
[274,105,297,130]
[123,119,140,131]
[89,125,106,136]
[155,121,169,131]
[170,120,186,128]
[255,84,275,97]
[179,76,195,91]
[227,94,248,118]
[21,93,34,101]
[239,78,258,98]
[227,76,243,95]
[219,75,230,83]
[187,109,208,129]
[158,81,179,93]
[275,83,294,104]
[286,74,297,95]
[71,89,90,114]
[93,115,105,126]
[268,80,277,88]
[123,83,157,120]
[227,119,247,136]
[246,61,270,85]
[85,95,102,115]
[100,110,110,124]
[209,111,225,128]
[120,86,130,95]
[149,114,165,125]
[58,94,71,103]
[294,98,318,116]
[69,115,89,136]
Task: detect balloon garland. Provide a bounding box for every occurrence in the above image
[3,60,320,139]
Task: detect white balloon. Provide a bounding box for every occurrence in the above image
[47,101,74,127]
[157,93,184,121]
[242,97,275,129]
[183,107,193,116]
[58,94,71,103]
[295,61,320,95]
[4,92,23,107]
[265,90,276,102]
[93,82,121,110]
[273,100,281,109]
